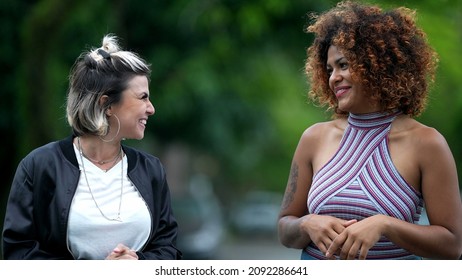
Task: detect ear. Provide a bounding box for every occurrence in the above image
[99,95,111,116]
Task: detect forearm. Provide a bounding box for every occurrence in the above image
[2,238,64,260]
[382,215,462,259]
[138,243,181,260]
[278,215,312,249]
[139,222,181,259]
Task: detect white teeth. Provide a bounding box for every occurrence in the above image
[140,119,147,125]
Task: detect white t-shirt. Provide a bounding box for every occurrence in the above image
[67,145,151,259]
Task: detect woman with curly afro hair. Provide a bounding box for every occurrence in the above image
[278,1,462,259]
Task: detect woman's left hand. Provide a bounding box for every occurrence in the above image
[326,215,386,260]
[105,243,139,260]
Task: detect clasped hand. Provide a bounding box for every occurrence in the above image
[105,243,138,260]
[303,214,384,260]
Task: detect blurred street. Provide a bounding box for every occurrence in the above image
[217,236,300,260]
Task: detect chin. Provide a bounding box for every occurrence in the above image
[124,133,144,140]
[337,102,354,113]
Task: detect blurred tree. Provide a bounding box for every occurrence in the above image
[116,0,332,196]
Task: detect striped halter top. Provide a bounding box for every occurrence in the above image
[305,111,424,259]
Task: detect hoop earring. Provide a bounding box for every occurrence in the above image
[100,114,121,143]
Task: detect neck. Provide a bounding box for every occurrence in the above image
[76,136,122,165]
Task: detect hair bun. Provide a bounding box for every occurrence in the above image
[101,34,120,54]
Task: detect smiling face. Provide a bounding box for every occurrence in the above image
[326,45,379,114]
[107,75,155,140]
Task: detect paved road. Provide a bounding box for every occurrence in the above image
[216,235,300,260]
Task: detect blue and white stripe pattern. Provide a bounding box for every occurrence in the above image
[305,111,424,259]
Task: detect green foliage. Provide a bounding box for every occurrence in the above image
[113,0,332,193]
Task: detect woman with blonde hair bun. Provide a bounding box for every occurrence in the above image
[2,34,181,260]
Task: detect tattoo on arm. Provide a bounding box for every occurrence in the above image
[281,162,299,210]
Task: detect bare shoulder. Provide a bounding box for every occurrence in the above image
[389,115,457,192]
[415,122,454,163]
[300,118,347,144]
[392,116,453,159]
[296,118,347,168]
[392,116,447,146]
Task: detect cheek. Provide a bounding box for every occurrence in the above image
[328,78,334,91]
[327,79,335,93]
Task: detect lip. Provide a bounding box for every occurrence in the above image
[139,118,147,128]
[334,86,351,98]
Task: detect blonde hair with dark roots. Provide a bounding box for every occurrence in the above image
[305,1,438,117]
[66,34,151,136]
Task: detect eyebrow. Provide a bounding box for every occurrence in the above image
[335,57,345,64]
[327,57,346,68]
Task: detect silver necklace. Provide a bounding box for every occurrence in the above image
[81,148,122,165]
[77,137,124,222]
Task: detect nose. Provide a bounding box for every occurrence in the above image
[329,68,342,84]
[147,100,155,116]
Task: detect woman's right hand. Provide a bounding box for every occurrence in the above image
[105,243,138,260]
[300,214,357,256]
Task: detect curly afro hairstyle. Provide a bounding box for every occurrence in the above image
[305,1,438,117]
